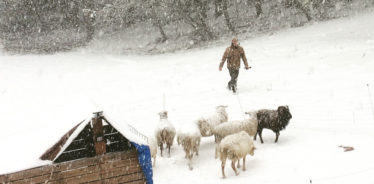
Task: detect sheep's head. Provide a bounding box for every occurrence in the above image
[245,111,257,119]
[216,105,228,112]
[277,106,292,120]
[277,106,292,128]
[158,111,168,119]
[216,105,228,122]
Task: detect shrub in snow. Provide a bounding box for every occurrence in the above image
[195,105,228,138]
[215,131,256,178]
[213,111,258,143]
[176,123,201,170]
[155,111,176,157]
[255,106,292,143]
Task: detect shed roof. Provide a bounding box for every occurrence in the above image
[40,112,149,162]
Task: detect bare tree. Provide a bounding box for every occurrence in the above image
[173,0,214,41]
[254,0,263,17]
[215,0,236,34]
[309,0,337,20]
[214,0,223,17]
[149,0,168,42]
[222,0,236,34]
[246,0,263,17]
[284,0,312,21]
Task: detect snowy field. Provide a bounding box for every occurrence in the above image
[1,11,374,184]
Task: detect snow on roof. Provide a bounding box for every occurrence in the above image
[40,112,149,162]
[49,116,91,162]
[39,118,88,161]
[103,112,149,145]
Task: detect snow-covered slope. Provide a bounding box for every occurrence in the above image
[1,12,374,184]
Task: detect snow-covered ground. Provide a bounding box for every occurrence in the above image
[1,11,374,184]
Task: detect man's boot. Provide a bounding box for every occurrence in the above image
[232,85,237,93]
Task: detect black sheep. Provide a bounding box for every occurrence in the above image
[255,106,292,143]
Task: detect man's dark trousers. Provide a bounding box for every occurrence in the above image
[228,68,239,90]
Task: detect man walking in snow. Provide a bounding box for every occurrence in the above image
[219,38,251,93]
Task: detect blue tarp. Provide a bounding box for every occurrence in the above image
[131,142,153,184]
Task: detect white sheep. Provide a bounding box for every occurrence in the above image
[155,111,176,157]
[215,131,256,178]
[196,105,228,137]
[176,123,201,170]
[148,137,157,166]
[213,111,258,143]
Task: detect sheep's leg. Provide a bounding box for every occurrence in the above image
[168,144,171,157]
[188,162,193,170]
[196,140,201,156]
[231,161,239,175]
[154,156,156,166]
[237,160,240,168]
[188,153,193,170]
[217,136,222,143]
[221,162,226,178]
[215,146,218,159]
[242,157,246,171]
[275,132,280,143]
[159,144,163,157]
[258,129,264,144]
[216,135,223,143]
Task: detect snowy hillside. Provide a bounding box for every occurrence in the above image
[1,11,374,184]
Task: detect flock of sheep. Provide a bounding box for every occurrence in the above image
[148,105,293,178]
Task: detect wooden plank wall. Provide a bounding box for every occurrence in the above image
[0,150,146,184]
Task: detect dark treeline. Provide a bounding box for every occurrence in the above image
[0,0,372,54]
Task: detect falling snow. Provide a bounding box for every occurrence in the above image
[0,1,374,184]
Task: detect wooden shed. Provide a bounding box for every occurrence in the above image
[0,111,153,184]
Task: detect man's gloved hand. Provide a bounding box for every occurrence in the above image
[245,66,251,70]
